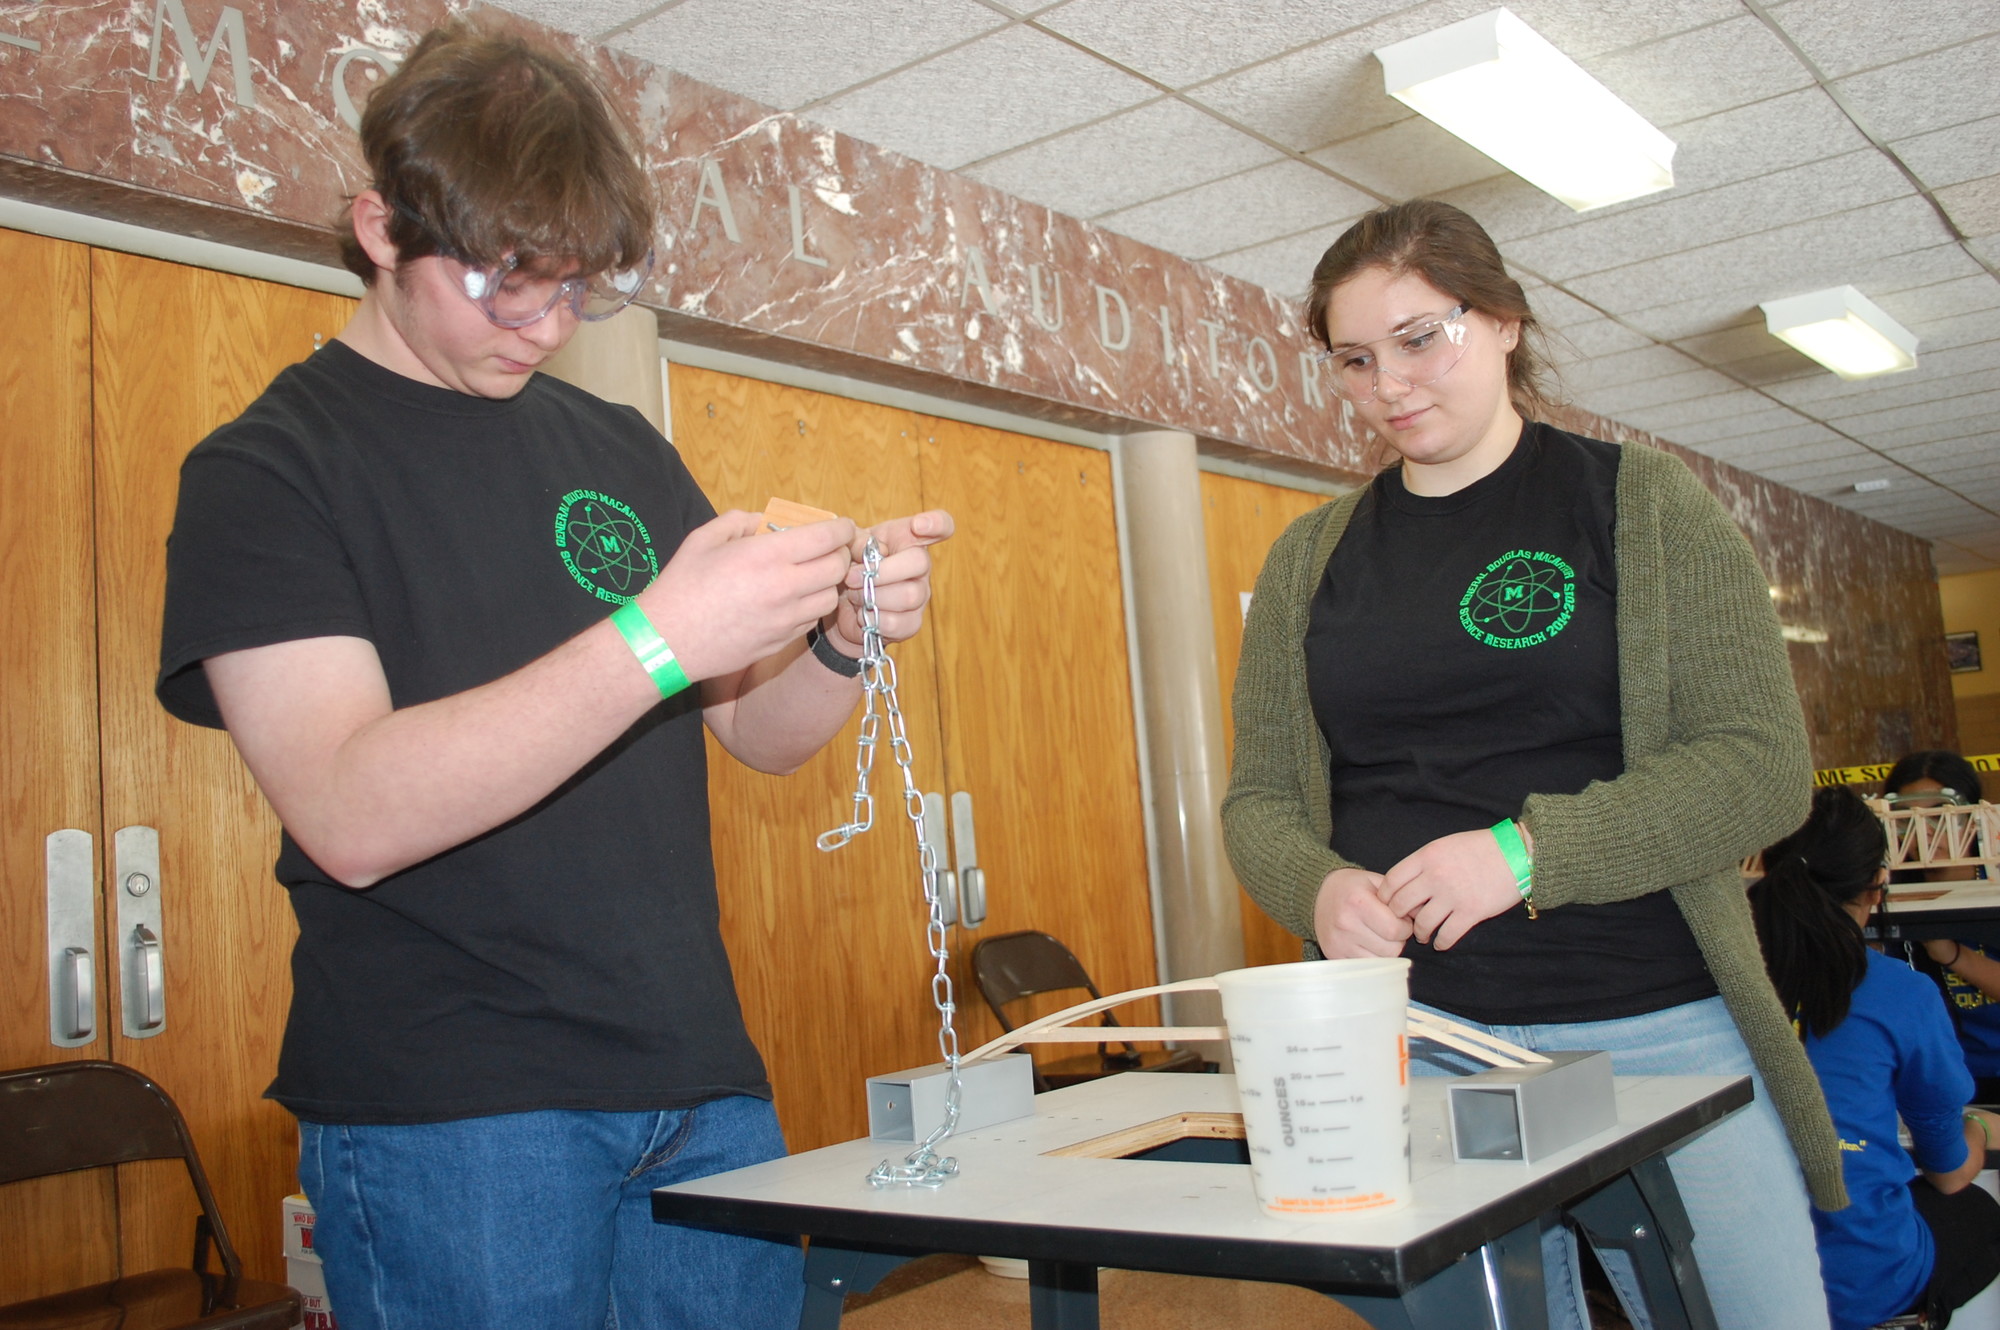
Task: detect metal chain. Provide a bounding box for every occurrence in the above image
[816,538,961,1189]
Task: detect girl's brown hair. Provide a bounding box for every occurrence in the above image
[337,22,654,284]
[1304,199,1560,421]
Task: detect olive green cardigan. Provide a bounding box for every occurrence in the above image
[1220,439,1846,1210]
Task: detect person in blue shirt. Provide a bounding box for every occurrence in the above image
[1751,785,2000,1330]
[1884,751,2000,1103]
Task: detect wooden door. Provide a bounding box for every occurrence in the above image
[668,365,951,1151]
[0,230,120,1302]
[1201,470,1333,968]
[90,249,354,1282]
[919,420,1159,1053]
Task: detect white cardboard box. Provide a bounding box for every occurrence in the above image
[282,1193,320,1264]
[286,1255,336,1329]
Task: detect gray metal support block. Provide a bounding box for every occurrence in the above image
[1447,1050,1617,1164]
[866,1054,1036,1141]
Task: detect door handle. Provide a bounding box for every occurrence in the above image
[921,793,958,927]
[131,926,164,1031]
[950,792,987,930]
[46,829,95,1047]
[57,948,94,1042]
[115,826,166,1038]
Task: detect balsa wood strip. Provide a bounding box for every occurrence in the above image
[1046,1110,1247,1159]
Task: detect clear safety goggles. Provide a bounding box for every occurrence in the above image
[437,248,654,329]
[1315,304,1471,404]
[1884,787,1976,808]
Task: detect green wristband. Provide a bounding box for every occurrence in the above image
[1490,819,1536,918]
[609,601,691,701]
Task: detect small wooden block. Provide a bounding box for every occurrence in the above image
[762,496,838,532]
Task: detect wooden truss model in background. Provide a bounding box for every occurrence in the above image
[1864,799,2000,875]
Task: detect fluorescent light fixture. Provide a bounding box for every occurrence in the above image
[1375,8,1676,212]
[1760,286,1918,380]
[1853,478,1893,493]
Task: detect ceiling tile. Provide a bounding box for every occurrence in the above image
[1502,0,1744,60]
[1567,195,1953,315]
[1875,275,2000,327]
[1651,404,1810,446]
[1832,33,2000,143]
[1672,318,1785,364]
[1937,173,2000,238]
[1201,222,1365,297]
[1308,116,1505,199]
[801,23,1155,169]
[1549,318,1656,359]
[1702,421,1845,457]
[1910,304,2000,354]
[1894,434,2000,468]
[1561,344,1704,392]
[1033,0,1400,90]
[1436,174,1592,246]
[1863,411,2000,453]
[1524,285,1608,329]
[962,98,1281,218]
[1810,366,2000,424]
[1716,438,1863,472]
[1646,246,1992,356]
[1761,0,1999,79]
[1890,113,2000,192]
[498,0,668,37]
[1184,3,1484,152]
[1615,386,1779,431]
[1821,387,2000,437]
[1659,86,1869,194]
[1502,150,1912,281]
[614,0,1004,110]
[1586,16,1814,127]
[1577,374,1733,415]
[1096,160,1375,260]
[1758,332,2000,409]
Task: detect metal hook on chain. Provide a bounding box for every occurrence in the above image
[815,537,963,1188]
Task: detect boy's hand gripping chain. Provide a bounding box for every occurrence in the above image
[816,538,961,1188]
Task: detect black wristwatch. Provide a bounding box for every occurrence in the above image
[806,624,864,678]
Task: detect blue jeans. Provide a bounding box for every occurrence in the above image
[296,1096,804,1330]
[1413,996,1830,1330]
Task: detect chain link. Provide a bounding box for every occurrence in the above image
[817,538,961,1189]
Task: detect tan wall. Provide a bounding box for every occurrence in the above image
[1941,569,2000,764]
[1942,569,2000,701]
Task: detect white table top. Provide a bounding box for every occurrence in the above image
[1885,880,2000,913]
[654,1070,1747,1290]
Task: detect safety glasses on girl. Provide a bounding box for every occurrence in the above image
[1316,304,1470,403]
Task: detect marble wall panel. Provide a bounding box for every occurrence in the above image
[1559,404,1957,771]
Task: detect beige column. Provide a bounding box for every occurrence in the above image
[539,304,667,434]
[1117,429,1243,1060]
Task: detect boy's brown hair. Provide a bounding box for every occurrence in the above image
[338,22,654,283]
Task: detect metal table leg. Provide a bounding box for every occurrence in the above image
[1325,1215,1547,1330]
[1028,1260,1100,1330]
[1568,1157,1718,1330]
[798,1243,922,1330]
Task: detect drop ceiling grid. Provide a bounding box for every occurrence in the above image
[493,0,2000,568]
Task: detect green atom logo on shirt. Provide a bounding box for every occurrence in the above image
[554,489,659,603]
[1459,549,1576,649]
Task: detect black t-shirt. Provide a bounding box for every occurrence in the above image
[157,341,770,1124]
[1305,423,1715,1024]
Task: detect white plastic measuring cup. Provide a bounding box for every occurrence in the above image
[1216,957,1412,1219]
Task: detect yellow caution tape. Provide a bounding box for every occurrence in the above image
[1814,752,2000,788]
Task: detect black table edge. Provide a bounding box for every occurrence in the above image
[652,1076,1752,1294]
